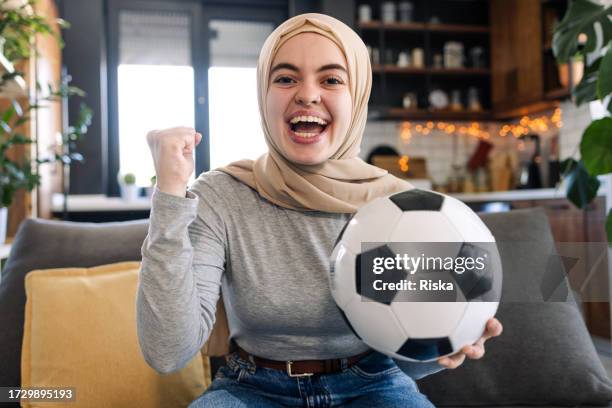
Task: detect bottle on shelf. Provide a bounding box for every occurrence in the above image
[467,87,482,111]
[450,90,463,111]
[411,48,424,68]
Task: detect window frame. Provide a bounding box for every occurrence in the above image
[106,0,286,196]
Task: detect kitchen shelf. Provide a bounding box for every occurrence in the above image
[358,21,489,34]
[428,23,490,34]
[357,1,492,122]
[383,108,492,121]
[373,65,490,76]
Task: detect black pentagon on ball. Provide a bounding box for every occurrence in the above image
[397,337,453,361]
[336,305,362,340]
[452,242,494,301]
[389,189,444,211]
[356,245,408,305]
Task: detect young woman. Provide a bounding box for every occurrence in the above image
[139,13,502,407]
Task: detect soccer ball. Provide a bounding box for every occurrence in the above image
[330,189,502,362]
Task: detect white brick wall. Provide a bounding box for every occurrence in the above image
[361,115,561,187]
[559,100,592,160]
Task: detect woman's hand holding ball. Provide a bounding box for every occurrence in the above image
[437,318,503,369]
[146,127,202,197]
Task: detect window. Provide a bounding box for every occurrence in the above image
[207,20,273,169]
[116,10,194,187]
[106,1,287,195]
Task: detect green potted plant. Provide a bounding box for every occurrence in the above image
[117,172,139,202]
[0,0,91,242]
[553,0,612,240]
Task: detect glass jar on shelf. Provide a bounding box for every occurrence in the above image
[358,4,372,23]
[443,41,464,68]
[381,2,396,23]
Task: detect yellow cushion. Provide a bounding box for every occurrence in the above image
[21,261,209,408]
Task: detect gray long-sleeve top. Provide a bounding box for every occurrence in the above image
[136,170,444,379]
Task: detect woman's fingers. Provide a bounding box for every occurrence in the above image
[438,352,466,369]
[437,318,503,368]
[483,318,503,340]
[462,343,485,359]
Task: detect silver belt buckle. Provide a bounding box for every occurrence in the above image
[286,360,313,377]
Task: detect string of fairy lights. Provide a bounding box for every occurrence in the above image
[399,108,562,143]
[396,108,562,173]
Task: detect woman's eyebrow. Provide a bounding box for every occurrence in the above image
[270,63,348,75]
[317,64,348,74]
[270,63,298,74]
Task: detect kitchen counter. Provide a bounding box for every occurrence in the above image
[452,188,578,203]
[52,186,607,212]
[52,194,151,212]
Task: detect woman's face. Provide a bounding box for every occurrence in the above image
[266,32,352,165]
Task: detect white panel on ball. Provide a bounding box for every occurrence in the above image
[448,302,498,352]
[329,244,360,309]
[343,298,407,353]
[441,197,495,243]
[340,197,403,254]
[388,211,464,243]
[391,302,468,338]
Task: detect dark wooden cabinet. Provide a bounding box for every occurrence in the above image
[489,0,569,119]
[490,0,542,115]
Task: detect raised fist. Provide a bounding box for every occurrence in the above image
[146,126,202,197]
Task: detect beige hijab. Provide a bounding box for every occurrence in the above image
[219,13,411,214]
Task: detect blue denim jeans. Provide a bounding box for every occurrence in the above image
[189,350,436,407]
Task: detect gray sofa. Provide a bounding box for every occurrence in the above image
[1,208,612,407]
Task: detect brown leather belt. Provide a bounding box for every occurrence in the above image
[235,346,373,377]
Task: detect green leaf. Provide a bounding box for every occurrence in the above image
[606,209,612,243]
[574,55,601,105]
[580,117,612,175]
[553,0,612,62]
[565,159,600,208]
[597,41,612,99]
[561,158,578,174]
[1,105,16,124]
[574,74,599,105]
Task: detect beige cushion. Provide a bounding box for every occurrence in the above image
[21,262,209,408]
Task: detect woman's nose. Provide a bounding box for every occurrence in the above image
[295,83,321,105]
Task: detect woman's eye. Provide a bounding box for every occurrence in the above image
[274,76,295,84]
[324,77,343,85]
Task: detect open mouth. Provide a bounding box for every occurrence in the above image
[287,115,329,144]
